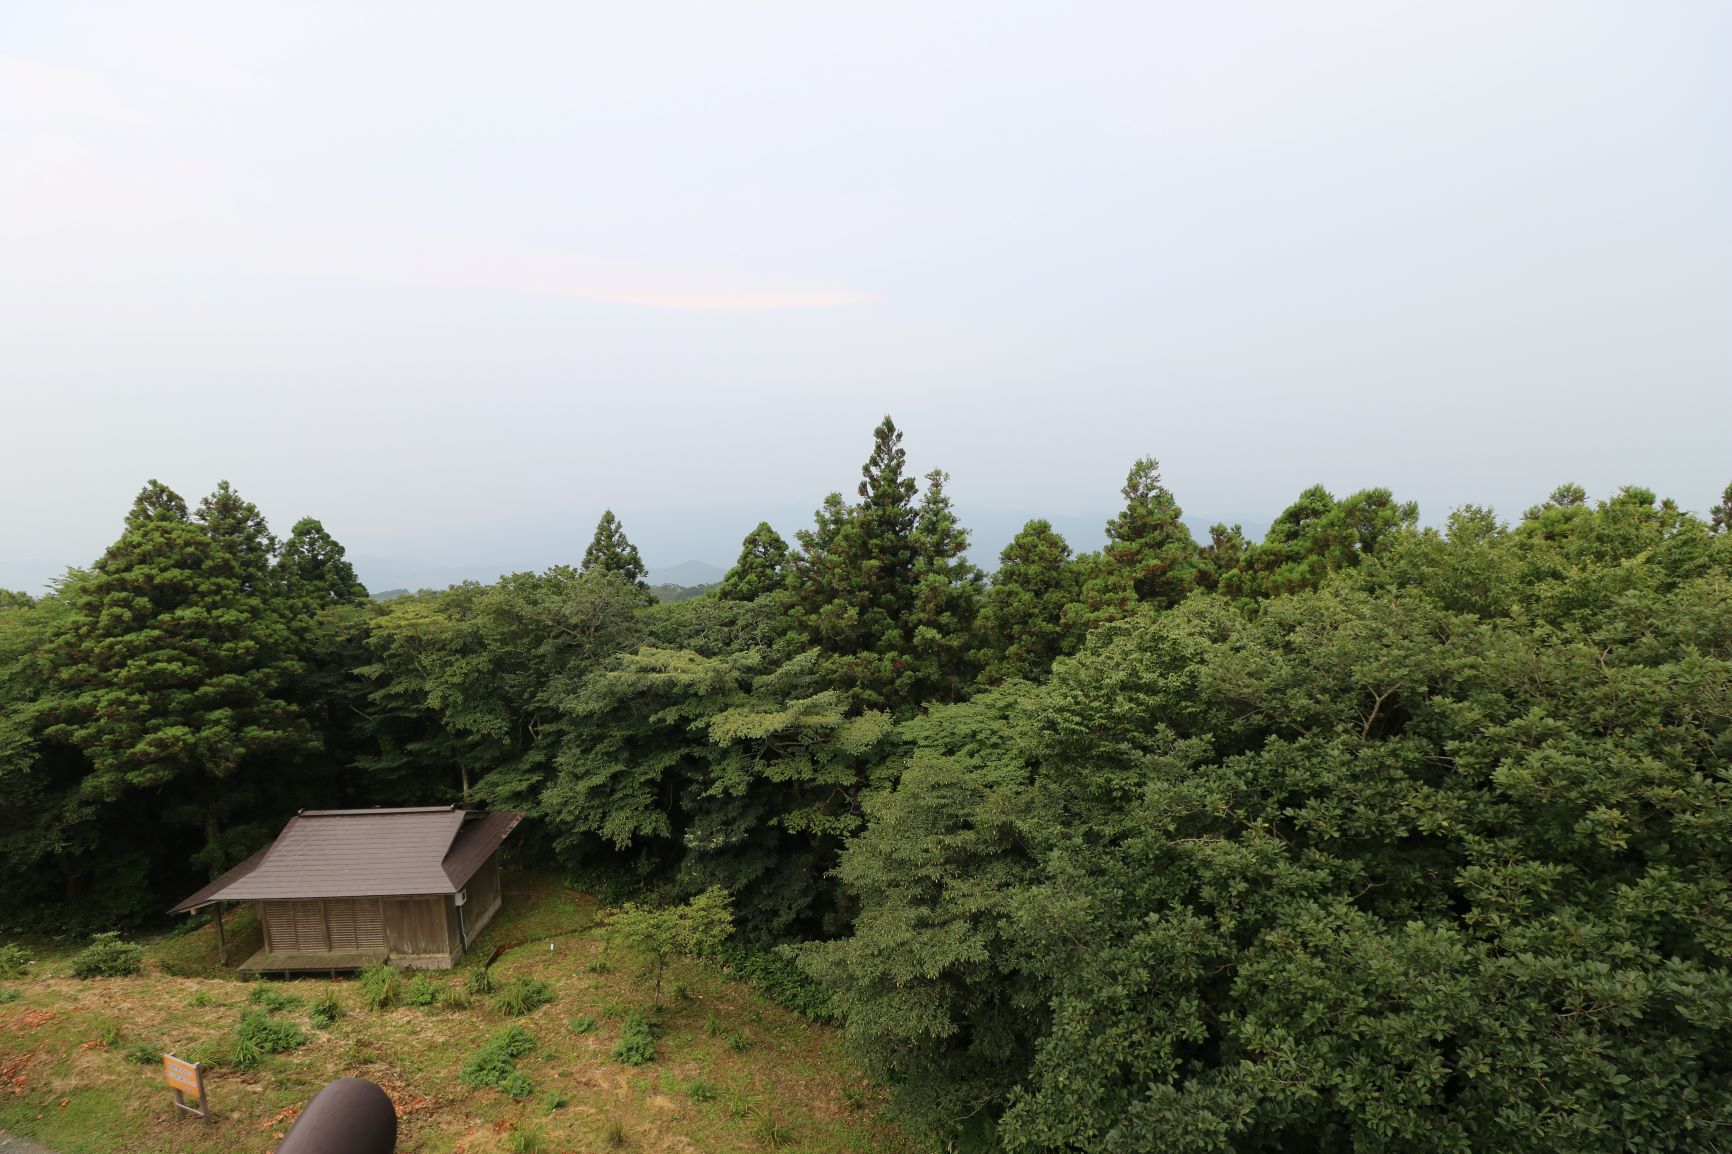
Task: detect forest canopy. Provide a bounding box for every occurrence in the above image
[3,421,1729,1152]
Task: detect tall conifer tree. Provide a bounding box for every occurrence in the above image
[977,519,1077,684]
[45,481,312,878]
[720,522,790,601]
[582,510,650,593]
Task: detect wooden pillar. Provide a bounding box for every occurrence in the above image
[214,903,227,966]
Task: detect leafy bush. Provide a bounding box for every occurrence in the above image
[309,991,344,1029]
[0,943,33,979]
[406,974,438,1007]
[569,1014,597,1034]
[611,1012,659,1066]
[541,1091,569,1113]
[236,1008,307,1054]
[70,932,142,978]
[124,1042,158,1065]
[490,976,555,1017]
[247,983,303,1012]
[358,965,400,1011]
[463,966,497,996]
[0,986,20,1005]
[458,1024,538,1096]
[686,1079,717,1102]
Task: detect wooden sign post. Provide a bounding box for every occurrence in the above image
[163,1053,210,1123]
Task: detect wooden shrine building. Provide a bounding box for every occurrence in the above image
[171,806,523,975]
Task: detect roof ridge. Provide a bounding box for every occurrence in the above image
[297,806,460,817]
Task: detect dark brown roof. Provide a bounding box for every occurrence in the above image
[169,845,271,914]
[443,810,525,890]
[169,807,523,912]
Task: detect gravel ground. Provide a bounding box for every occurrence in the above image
[0,1132,56,1154]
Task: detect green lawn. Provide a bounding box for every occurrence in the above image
[0,873,909,1154]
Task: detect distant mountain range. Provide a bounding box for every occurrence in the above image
[647,560,727,587]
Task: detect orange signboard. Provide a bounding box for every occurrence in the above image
[164,1053,201,1095]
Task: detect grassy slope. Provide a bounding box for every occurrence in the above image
[0,873,910,1154]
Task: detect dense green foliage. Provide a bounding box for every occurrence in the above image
[69,933,143,978]
[607,886,734,1006]
[2,425,1729,1151]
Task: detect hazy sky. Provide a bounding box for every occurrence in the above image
[3,2,1728,592]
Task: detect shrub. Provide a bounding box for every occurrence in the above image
[124,1042,159,1065]
[541,1091,569,1113]
[458,1024,538,1097]
[464,966,497,996]
[0,943,33,979]
[0,987,20,1005]
[569,1014,597,1035]
[358,965,400,1011]
[611,1012,659,1066]
[686,1079,717,1102]
[236,1008,307,1055]
[248,984,303,1013]
[438,986,471,1011]
[70,932,142,978]
[188,990,216,1008]
[309,991,344,1029]
[491,976,555,1017]
[406,974,438,1007]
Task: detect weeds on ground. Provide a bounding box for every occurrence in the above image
[505,1126,545,1153]
[236,1008,308,1055]
[124,1042,159,1065]
[0,987,21,1005]
[438,986,471,1011]
[406,973,438,1007]
[458,1024,538,1099]
[358,965,400,1010]
[309,991,344,1028]
[611,1012,659,1066]
[491,976,555,1017]
[569,1014,597,1034]
[464,965,497,996]
[248,983,304,1013]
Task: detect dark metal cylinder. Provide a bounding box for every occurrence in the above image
[274,1077,397,1154]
